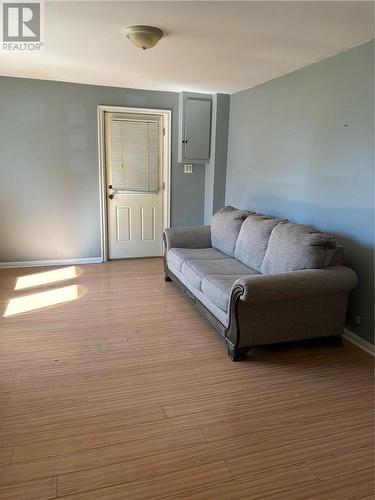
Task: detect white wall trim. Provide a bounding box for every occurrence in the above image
[0,257,103,269]
[97,105,172,262]
[344,328,374,356]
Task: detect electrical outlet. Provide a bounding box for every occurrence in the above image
[184,164,193,174]
[355,314,361,326]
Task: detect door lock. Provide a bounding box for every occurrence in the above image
[108,193,115,200]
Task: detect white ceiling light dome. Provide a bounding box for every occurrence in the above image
[123,25,164,50]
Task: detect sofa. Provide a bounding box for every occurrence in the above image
[163,206,357,361]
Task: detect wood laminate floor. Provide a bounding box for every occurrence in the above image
[0,258,373,499]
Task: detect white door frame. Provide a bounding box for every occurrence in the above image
[97,105,171,261]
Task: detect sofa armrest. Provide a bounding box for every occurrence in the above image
[233,267,357,303]
[163,225,211,252]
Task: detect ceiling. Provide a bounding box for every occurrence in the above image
[0,1,373,94]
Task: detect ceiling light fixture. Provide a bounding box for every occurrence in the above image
[123,25,164,50]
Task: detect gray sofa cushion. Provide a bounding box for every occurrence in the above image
[181,258,254,290]
[261,221,337,274]
[211,206,252,257]
[202,272,258,311]
[234,214,282,272]
[167,247,230,273]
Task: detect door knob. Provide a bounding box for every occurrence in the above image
[108,193,115,200]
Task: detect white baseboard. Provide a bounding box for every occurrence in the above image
[0,257,103,269]
[344,328,374,356]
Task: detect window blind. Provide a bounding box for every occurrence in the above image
[110,119,160,192]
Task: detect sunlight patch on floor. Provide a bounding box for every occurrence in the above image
[3,284,86,317]
[15,266,83,290]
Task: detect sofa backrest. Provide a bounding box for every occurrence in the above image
[211,206,252,257]
[234,214,282,272]
[261,221,337,274]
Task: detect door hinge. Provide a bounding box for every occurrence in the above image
[162,181,165,190]
[163,127,165,136]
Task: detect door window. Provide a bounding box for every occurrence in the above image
[110,119,160,193]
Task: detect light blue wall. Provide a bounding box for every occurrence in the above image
[204,94,230,224]
[213,94,230,215]
[0,77,205,262]
[226,41,374,344]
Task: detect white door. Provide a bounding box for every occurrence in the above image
[105,112,164,259]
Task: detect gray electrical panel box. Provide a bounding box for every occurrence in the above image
[178,92,212,164]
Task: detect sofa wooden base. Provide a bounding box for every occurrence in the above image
[326,334,343,347]
[227,344,251,362]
